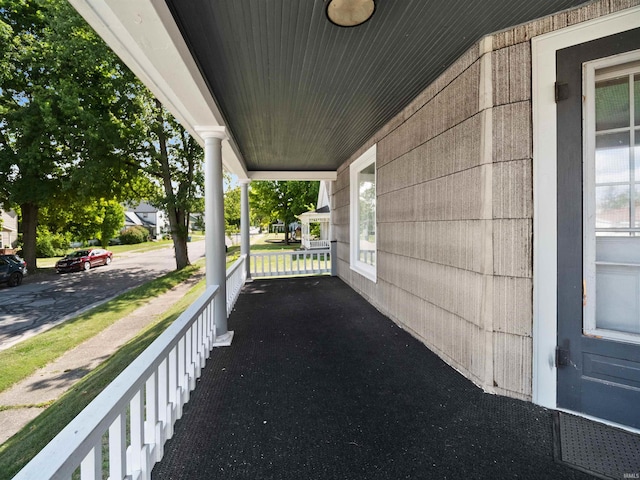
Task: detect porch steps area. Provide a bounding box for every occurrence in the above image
[152,277,600,479]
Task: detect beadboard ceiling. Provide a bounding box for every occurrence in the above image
[165,0,590,172]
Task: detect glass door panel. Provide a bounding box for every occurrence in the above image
[589,63,640,339]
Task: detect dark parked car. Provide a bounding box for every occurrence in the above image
[55,248,113,273]
[0,254,27,287]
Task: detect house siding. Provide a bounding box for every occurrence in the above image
[1,210,19,249]
[332,0,640,401]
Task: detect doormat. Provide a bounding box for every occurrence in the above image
[553,411,640,480]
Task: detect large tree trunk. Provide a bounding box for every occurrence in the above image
[171,208,190,270]
[173,236,189,269]
[21,202,38,273]
[154,100,190,270]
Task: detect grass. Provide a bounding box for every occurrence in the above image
[0,263,202,394]
[251,233,303,251]
[0,275,207,480]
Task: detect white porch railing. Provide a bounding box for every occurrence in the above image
[14,259,247,480]
[226,254,247,316]
[250,249,331,277]
[301,238,331,250]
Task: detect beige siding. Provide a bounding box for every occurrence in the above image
[332,0,640,401]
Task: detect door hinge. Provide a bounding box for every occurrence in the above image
[555,82,569,102]
[556,346,570,367]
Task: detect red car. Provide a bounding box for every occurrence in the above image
[55,248,113,273]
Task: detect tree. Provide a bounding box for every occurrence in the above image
[0,0,146,271]
[96,200,125,247]
[224,186,241,234]
[250,181,320,244]
[141,98,204,270]
[38,198,124,247]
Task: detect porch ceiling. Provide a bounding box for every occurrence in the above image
[71,0,592,178]
[164,0,589,174]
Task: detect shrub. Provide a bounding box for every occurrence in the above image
[36,228,70,257]
[119,226,149,245]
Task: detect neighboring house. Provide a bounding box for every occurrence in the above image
[0,210,18,249]
[124,202,168,239]
[70,0,640,437]
[189,212,203,232]
[298,182,331,250]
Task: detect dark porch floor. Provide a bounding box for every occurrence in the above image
[152,277,593,480]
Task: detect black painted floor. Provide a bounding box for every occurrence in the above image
[152,276,594,480]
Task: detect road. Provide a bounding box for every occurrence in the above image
[0,240,206,351]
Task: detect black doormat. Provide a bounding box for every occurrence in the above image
[553,411,640,479]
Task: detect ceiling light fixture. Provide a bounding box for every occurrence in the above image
[326,0,375,27]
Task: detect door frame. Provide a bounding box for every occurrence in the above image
[531,5,640,430]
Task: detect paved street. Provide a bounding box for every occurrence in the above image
[0,241,206,350]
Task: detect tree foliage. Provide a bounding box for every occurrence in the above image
[38,198,124,249]
[0,0,220,272]
[250,181,319,243]
[0,0,146,270]
[224,186,241,234]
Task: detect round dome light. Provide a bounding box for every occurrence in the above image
[326,0,375,27]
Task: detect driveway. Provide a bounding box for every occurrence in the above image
[0,241,206,350]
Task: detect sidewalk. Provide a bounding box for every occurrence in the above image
[0,270,205,444]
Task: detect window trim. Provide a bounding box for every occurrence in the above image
[349,144,377,282]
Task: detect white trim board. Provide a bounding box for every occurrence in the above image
[531,6,640,410]
[248,171,337,181]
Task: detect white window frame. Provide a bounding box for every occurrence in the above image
[349,144,377,282]
[583,51,640,344]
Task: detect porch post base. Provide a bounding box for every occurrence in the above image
[213,331,234,347]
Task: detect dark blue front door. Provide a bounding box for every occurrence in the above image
[556,28,640,429]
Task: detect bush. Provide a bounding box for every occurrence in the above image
[119,226,149,245]
[36,228,70,257]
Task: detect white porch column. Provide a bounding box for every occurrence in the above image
[199,126,233,346]
[240,180,252,280]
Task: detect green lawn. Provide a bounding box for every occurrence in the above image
[251,232,302,251]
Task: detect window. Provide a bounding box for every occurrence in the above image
[592,63,640,235]
[584,52,640,342]
[350,144,376,282]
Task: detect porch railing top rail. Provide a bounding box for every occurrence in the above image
[304,239,331,249]
[250,248,331,278]
[227,254,247,316]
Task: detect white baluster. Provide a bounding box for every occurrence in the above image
[80,444,101,480]
[109,413,127,479]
